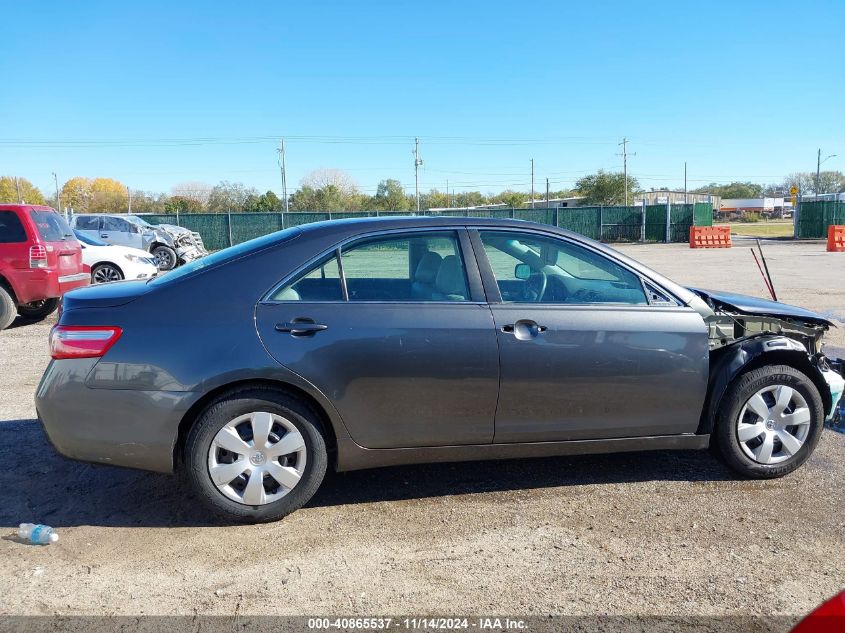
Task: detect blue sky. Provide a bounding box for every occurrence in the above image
[2,0,843,198]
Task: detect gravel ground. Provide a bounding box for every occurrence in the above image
[0,239,843,625]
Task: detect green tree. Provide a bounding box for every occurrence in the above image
[372,179,410,211]
[243,190,283,212]
[164,196,204,214]
[0,176,45,205]
[492,190,527,208]
[575,171,639,205]
[692,181,763,199]
[289,185,347,211]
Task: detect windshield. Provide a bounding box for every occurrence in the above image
[124,215,153,228]
[29,209,74,242]
[74,230,109,246]
[149,228,301,287]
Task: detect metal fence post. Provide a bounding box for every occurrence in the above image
[665,202,672,243]
[641,201,646,242]
[227,210,233,247]
[176,209,180,227]
[599,206,603,241]
[280,211,286,230]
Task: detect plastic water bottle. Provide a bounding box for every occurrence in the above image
[18,523,59,545]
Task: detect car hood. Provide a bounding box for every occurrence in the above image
[689,288,836,327]
[156,223,193,236]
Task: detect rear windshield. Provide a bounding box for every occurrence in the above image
[148,227,301,287]
[29,209,74,242]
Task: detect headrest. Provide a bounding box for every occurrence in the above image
[435,255,466,296]
[414,251,443,284]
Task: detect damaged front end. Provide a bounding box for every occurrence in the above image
[690,288,844,426]
[156,224,209,264]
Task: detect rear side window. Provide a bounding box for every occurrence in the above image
[74,216,100,231]
[0,211,27,243]
[29,209,73,242]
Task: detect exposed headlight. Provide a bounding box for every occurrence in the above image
[124,254,144,263]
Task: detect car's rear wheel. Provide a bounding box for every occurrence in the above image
[715,364,824,478]
[185,388,328,523]
[16,298,59,322]
[91,263,124,284]
[152,245,177,271]
[0,285,16,330]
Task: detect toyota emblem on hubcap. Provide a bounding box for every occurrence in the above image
[250,451,266,466]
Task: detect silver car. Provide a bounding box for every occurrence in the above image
[70,214,207,270]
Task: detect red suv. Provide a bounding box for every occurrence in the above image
[0,204,89,330]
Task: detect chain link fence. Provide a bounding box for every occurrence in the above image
[139,203,713,251]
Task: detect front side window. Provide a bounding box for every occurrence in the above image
[102,216,130,232]
[270,231,470,303]
[0,211,27,243]
[479,230,647,305]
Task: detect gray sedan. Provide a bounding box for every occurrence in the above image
[36,217,845,522]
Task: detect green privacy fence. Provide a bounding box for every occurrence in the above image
[795,201,845,239]
[140,203,713,251]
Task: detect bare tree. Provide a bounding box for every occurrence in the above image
[170,181,213,207]
[300,168,358,196]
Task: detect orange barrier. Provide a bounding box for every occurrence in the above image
[690,226,731,249]
[827,225,845,252]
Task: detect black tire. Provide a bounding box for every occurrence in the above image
[151,245,178,271]
[91,263,124,284]
[0,285,16,330]
[16,297,59,322]
[184,388,328,523]
[714,364,824,479]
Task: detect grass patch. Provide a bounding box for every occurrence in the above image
[727,222,794,238]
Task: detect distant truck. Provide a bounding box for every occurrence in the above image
[70,214,207,271]
[0,204,89,330]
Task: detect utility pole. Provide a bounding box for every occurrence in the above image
[618,137,635,206]
[127,185,132,213]
[52,172,60,212]
[546,177,549,206]
[414,138,422,213]
[684,162,688,205]
[530,159,535,208]
[278,138,289,213]
[446,179,449,208]
[14,177,22,203]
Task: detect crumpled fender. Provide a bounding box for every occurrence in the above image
[698,334,833,435]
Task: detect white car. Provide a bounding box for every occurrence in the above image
[74,230,158,284]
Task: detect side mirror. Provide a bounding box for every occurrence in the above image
[514,263,532,280]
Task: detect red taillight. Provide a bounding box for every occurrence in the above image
[30,245,48,269]
[49,325,122,360]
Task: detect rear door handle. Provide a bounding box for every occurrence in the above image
[275,321,328,335]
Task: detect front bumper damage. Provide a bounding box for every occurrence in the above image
[156,224,208,263]
[689,287,845,426]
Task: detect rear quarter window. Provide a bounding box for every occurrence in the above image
[0,211,27,243]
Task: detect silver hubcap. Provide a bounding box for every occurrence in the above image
[207,412,307,506]
[155,251,172,269]
[93,265,122,283]
[737,385,812,464]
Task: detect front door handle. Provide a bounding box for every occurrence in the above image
[501,320,547,340]
[275,321,328,336]
[100,233,109,238]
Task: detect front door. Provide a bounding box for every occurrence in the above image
[255,229,499,449]
[474,229,709,443]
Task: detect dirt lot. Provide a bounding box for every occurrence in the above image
[0,239,843,624]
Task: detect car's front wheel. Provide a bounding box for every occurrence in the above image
[91,263,124,284]
[16,298,59,322]
[715,364,824,478]
[151,245,177,271]
[184,388,328,523]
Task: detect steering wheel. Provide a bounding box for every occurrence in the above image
[522,270,547,302]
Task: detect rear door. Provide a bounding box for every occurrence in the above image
[255,228,499,449]
[100,216,140,249]
[472,228,709,443]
